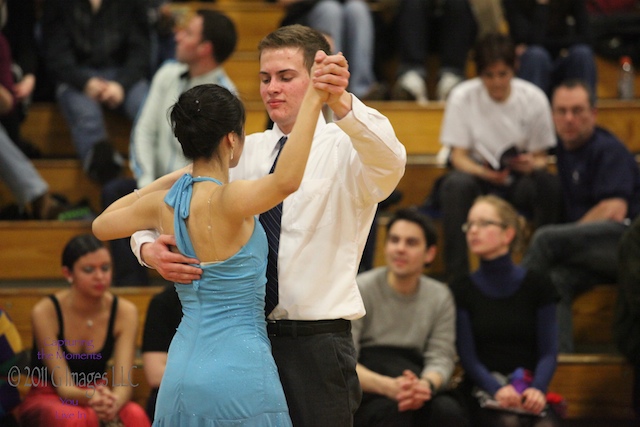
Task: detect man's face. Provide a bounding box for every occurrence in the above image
[259,47,311,135]
[552,86,596,151]
[175,15,207,64]
[480,61,513,102]
[384,220,435,279]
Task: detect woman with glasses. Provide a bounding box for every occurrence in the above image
[449,195,561,427]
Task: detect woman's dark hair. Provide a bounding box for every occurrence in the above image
[169,84,245,161]
[474,33,516,75]
[62,234,106,270]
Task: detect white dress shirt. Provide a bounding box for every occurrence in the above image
[132,95,406,321]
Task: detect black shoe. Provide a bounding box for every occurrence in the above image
[84,140,124,185]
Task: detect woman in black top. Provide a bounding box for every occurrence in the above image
[18,234,150,426]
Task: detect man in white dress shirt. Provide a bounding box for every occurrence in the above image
[131,24,406,425]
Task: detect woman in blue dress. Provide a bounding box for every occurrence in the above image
[92,75,325,425]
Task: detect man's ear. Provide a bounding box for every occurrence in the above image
[200,40,214,60]
[423,245,437,265]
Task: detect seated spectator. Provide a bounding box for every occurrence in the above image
[352,208,468,427]
[273,0,383,99]
[450,195,561,427]
[17,234,151,426]
[0,308,22,427]
[503,0,597,98]
[0,0,41,158]
[615,215,640,421]
[40,0,150,185]
[141,284,182,422]
[0,17,71,220]
[104,9,238,287]
[434,33,562,281]
[522,79,640,353]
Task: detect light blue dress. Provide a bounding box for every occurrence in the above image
[153,174,292,426]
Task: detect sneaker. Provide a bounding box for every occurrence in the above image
[391,70,428,104]
[84,140,124,185]
[436,72,463,101]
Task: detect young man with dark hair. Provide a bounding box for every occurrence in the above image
[132,24,406,425]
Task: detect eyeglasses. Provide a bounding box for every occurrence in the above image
[461,220,506,233]
[552,106,590,117]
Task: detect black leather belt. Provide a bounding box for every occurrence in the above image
[267,319,351,337]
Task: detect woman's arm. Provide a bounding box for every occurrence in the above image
[103,299,139,418]
[220,74,325,218]
[93,166,190,241]
[531,303,558,392]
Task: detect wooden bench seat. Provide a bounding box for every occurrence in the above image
[20,99,640,162]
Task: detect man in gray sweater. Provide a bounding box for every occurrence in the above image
[352,208,467,426]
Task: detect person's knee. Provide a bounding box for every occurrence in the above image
[343,0,370,17]
[441,171,477,193]
[567,44,594,62]
[523,45,551,62]
[528,225,556,248]
[312,0,344,24]
[520,45,552,73]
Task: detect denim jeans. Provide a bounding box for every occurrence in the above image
[0,124,48,206]
[56,67,149,162]
[518,44,598,98]
[306,0,376,97]
[521,220,628,353]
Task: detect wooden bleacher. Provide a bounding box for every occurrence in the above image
[2,1,640,422]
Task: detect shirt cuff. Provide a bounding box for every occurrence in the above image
[131,230,160,268]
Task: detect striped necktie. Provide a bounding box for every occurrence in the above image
[260,136,287,316]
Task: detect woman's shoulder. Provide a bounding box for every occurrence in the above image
[111,294,139,339]
[113,294,139,318]
[32,291,65,316]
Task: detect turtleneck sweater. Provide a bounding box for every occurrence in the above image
[451,254,558,395]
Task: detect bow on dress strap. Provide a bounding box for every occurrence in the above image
[164,174,222,290]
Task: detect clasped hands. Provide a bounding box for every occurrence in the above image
[311,50,351,118]
[88,385,122,422]
[85,77,125,109]
[494,384,547,415]
[390,370,434,412]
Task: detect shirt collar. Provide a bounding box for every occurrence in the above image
[271,112,327,151]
